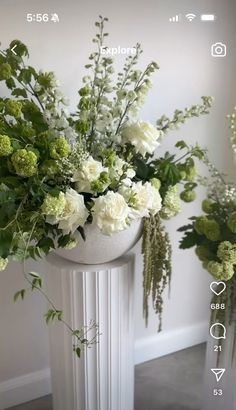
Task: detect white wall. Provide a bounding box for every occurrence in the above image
[0,0,236,406]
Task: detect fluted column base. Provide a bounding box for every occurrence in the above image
[46,254,135,410]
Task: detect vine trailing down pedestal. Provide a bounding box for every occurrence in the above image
[0,16,213,356]
[179,108,236,363]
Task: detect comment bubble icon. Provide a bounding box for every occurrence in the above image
[210,323,226,340]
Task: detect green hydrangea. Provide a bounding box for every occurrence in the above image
[217,241,236,264]
[207,261,223,279]
[150,178,161,190]
[194,216,208,235]
[0,257,8,271]
[11,149,38,177]
[202,199,214,214]
[0,135,13,156]
[180,190,196,203]
[204,219,221,241]
[41,160,59,177]
[194,216,220,241]
[49,138,71,159]
[0,63,12,80]
[222,262,235,281]
[41,192,66,217]
[5,100,22,119]
[227,212,236,233]
[160,185,181,219]
[195,245,211,262]
[206,260,234,281]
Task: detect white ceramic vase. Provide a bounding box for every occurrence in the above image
[54,219,143,264]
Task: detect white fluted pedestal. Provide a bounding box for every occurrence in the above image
[46,254,135,410]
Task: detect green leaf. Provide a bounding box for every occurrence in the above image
[175,140,188,150]
[0,230,13,258]
[75,347,81,358]
[14,289,26,302]
[37,237,55,254]
[179,230,201,249]
[6,78,16,90]
[0,190,16,204]
[12,88,27,98]
[177,224,193,232]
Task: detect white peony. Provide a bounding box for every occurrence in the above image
[58,188,89,234]
[92,191,130,235]
[46,188,89,235]
[121,181,162,218]
[122,121,161,156]
[72,156,107,192]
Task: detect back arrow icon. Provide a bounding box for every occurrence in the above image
[11,45,17,55]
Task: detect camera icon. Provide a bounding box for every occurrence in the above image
[211,42,227,57]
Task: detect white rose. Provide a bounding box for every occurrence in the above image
[122,121,161,156]
[58,188,89,235]
[92,191,130,235]
[72,156,107,192]
[121,181,162,218]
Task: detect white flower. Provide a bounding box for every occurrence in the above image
[57,188,89,234]
[92,191,130,235]
[121,181,162,218]
[122,121,161,156]
[45,189,89,235]
[160,185,181,219]
[0,257,8,271]
[72,156,107,193]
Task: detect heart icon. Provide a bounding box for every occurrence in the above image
[210,281,226,296]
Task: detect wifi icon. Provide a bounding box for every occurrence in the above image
[186,13,197,22]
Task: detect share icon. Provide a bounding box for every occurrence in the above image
[211,368,225,382]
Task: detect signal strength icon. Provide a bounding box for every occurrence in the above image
[186,13,197,22]
[169,15,181,23]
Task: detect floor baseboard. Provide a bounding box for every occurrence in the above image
[0,368,51,410]
[135,321,208,365]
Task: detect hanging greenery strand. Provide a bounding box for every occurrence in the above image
[142,213,172,331]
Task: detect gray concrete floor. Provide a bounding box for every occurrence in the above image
[8,343,205,410]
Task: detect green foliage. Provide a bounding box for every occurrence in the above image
[14,289,26,302]
[45,309,63,324]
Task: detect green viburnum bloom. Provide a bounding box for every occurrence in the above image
[227,212,236,233]
[195,245,212,262]
[49,138,71,160]
[11,149,38,177]
[194,216,208,235]
[204,219,221,241]
[207,261,223,279]
[221,262,235,281]
[5,100,23,119]
[41,192,66,217]
[160,185,181,219]
[0,135,13,156]
[217,241,236,264]
[41,160,59,177]
[208,260,235,281]
[202,199,214,214]
[0,257,8,271]
[0,63,12,80]
[150,178,161,190]
[180,190,196,203]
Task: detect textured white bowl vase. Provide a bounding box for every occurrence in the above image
[54,219,143,264]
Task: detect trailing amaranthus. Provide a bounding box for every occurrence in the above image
[142,213,172,331]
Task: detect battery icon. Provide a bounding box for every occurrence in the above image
[201,14,216,21]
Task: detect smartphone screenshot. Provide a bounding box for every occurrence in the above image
[0,1,235,410]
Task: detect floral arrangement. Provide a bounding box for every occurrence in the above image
[179,107,236,355]
[0,16,212,352]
